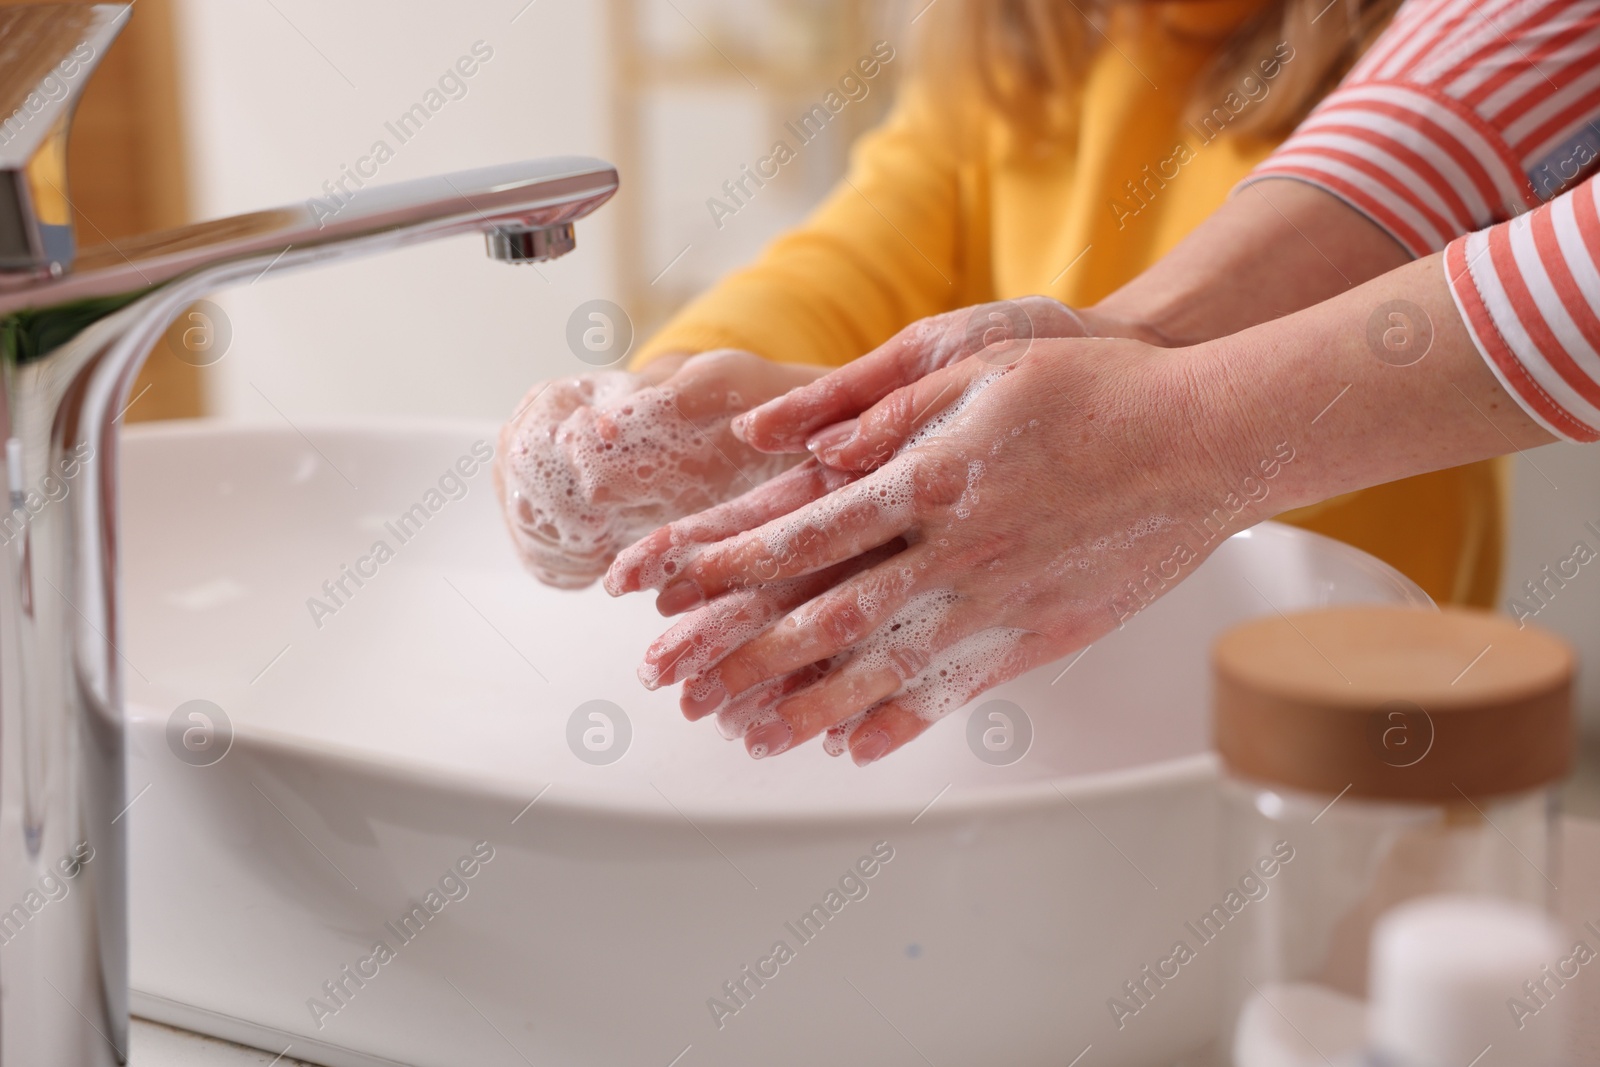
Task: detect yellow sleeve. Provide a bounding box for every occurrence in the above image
[634,81,967,370]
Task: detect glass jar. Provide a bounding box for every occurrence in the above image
[1209,606,1573,1067]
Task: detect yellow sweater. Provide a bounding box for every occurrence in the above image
[636,1,1502,607]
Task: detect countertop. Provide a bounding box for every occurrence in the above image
[129,1019,315,1066]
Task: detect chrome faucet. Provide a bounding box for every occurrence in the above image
[0,5,617,1063]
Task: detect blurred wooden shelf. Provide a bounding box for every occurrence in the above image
[1,0,203,420]
[607,0,896,339]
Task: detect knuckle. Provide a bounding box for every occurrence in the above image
[867,390,918,442]
[884,645,931,682]
[909,448,970,508]
[818,600,869,648]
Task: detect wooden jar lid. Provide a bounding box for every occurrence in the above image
[1212,607,1574,801]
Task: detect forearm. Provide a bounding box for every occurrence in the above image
[1188,253,1554,526]
[1088,180,1411,347]
[1098,0,1600,348]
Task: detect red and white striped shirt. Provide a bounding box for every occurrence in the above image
[1447,177,1600,440]
[1247,0,1600,441]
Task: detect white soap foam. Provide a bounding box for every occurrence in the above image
[897,626,1030,721]
[498,371,791,588]
[641,576,817,689]
[822,622,1030,755]
[900,368,1004,453]
[849,588,960,680]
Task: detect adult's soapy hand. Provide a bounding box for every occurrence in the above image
[494,350,824,589]
[607,337,1262,765]
[728,296,1133,465]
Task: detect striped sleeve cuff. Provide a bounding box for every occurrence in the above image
[1444,179,1600,443]
[1244,83,1540,258]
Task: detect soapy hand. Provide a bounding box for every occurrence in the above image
[608,339,1256,764]
[729,296,1123,465]
[495,350,825,589]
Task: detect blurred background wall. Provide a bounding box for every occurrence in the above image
[168,0,898,422]
[58,0,1600,740]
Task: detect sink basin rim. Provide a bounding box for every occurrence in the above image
[126,703,1222,826]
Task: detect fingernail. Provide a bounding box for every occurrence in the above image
[805,420,856,457]
[656,581,705,615]
[602,565,633,597]
[851,731,892,766]
[681,681,726,720]
[745,720,792,759]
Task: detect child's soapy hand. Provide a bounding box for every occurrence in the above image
[608,338,1263,764]
[494,350,824,589]
[731,296,1094,466]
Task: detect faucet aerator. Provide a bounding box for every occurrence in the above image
[487,222,577,263]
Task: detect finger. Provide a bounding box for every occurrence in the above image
[641,544,898,689]
[708,543,934,697]
[506,373,625,432]
[497,412,615,588]
[604,458,853,595]
[681,666,732,722]
[843,701,934,765]
[731,333,949,455]
[732,298,1081,454]
[647,349,825,423]
[808,358,992,473]
[739,590,991,758]
[587,353,734,441]
[639,349,747,422]
[742,660,905,759]
[635,352,691,387]
[847,631,1057,765]
[651,454,920,613]
[680,655,837,725]
[711,658,839,736]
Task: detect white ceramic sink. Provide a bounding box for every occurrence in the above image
[121,420,1431,1067]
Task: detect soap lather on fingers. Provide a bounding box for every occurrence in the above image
[729,296,1094,460]
[613,341,1243,767]
[493,349,824,589]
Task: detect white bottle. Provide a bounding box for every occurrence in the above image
[1364,895,1568,1067]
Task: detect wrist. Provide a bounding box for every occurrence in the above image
[1162,338,1301,530]
[1074,303,1186,348]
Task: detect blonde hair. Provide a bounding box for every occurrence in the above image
[919,0,1403,148]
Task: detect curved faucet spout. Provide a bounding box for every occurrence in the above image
[0,154,616,1065]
